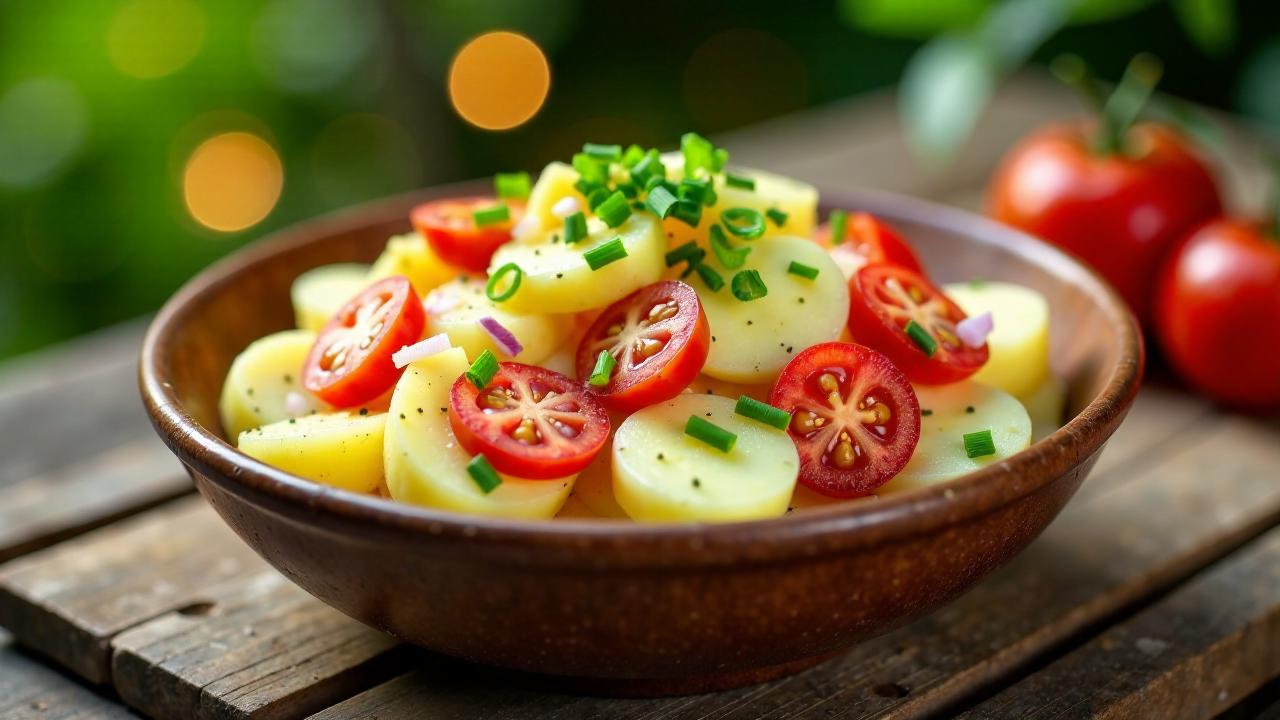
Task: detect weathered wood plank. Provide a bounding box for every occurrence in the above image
[0,436,190,563]
[0,630,139,720]
[958,526,1280,720]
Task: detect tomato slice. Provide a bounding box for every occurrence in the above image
[574,280,711,413]
[411,196,526,273]
[847,264,988,384]
[450,363,610,480]
[770,342,920,497]
[303,275,425,408]
[815,212,924,275]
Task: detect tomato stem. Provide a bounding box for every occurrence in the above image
[1051,54,1107,118]
[1096,54,1163,156]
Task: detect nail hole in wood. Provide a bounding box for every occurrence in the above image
[872,682,910,699]
[176,601,217,617]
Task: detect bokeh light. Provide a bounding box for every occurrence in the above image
[183,132,284,233]
[107,0,205,79]
[252,0,378,94]
[0,77,88,190]
[683,29,809,132]
[448,31,550,131]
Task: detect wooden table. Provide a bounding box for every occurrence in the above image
[2,77,1278,720]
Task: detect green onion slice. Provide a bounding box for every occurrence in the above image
[621,144,645,168]
[681,132,727,177]
[721,207,765,239]
[572,152,608,184]
[584,238,628,270]
[465,349,499,389]
[684,415,737,453]
[646,185,680,219]
[582,142,622,162]
[963,429,996,459]
[485,263,523,302]
[466,454,502,494]
[695,262,724,292]
[563,211,588,244]
[903,320,937,356]
[585,187,610,211]
[724,172,755,191]
[494,172,531,200]
[665,241,704,268]
[787,261,819,280]
[766,208,789,227]
[472,204,510,227]
[588,350,616,387]
[828,209,848,245]
[731,269,768,301]
[595,190,632,228]
[630,150,665,187]
[734,396,790,430]
[678,177,716,207]
[710,225,750,269]
[670,198,702,228]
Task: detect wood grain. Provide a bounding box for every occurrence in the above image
[0,630,139,720]
[959,525,1280,719]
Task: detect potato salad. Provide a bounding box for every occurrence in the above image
[221,134,1064,523]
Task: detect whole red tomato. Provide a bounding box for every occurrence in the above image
[1154,218,1280,410]
[988,122,1221,323]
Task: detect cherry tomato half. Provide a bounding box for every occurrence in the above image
[574,280,711,413]
[847,265,987,384]
[303,275,425,408]
[814,211,925,276]
[411,196,527,273]
[770,342,920,497]
[450,363,610,480]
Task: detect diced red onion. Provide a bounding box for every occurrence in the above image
[392,333,452,368]
[552,196,581,218]
[956,311,993,349]
[284,391,310,418]
[478,316,523,357]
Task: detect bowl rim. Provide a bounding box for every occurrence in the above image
[139,180,1143,567]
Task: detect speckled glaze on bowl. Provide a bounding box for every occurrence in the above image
[139,181,1142,696]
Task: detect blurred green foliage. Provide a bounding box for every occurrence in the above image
[1,0,1277,360]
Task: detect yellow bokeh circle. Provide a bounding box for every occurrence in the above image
[183,132,283,233]
[448,31,550,131]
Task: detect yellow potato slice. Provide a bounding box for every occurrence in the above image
[1018,372,1067,442]
[522,161,585,239]
[943,281,1050,398]
[684,374,773,403]
[612,394,798,522]
[699,235,849,383]
[487,212,665,314]
[237,411,384,493]
[423,276,568,364]
[565,438,628,519]
[383,347,575,518]
[368,232,456,297]
[219,330,325,438]
[291,263,371,332]
[880,380,1031,493]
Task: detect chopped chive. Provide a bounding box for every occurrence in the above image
[681,132,727,177]
[646,185,680,219]
[630,149,665,187]
[665,241,704,268]
[485,263,522,302]
[731,269,768,301]
[465,350,499,389]
[678,177,716,207]
[670,198,703,227]
[631,200,647,211]
[616,181,638,199]
[963,429,996,458]
[563,211,588,244]
[466,454,502,494]
[588,350,616,387]
[734,396,789,430]
[766,208,789,227]
[494,172,531,200]
[621,144,645,168]
[584,238,627,270]
[684,415,737,452]
[710,224,750,269]
[582,142,622,162]
[828,209,848,245]
[725,172,755,191]
[695,262,725,292]
[645,175,675,194]
[787,261,819,280]
[595,191,632,228]
[574,177,603,197]
[572,152,608,184]
[721,207,765,239]
[904,320,937,356]
[472,204,509,227]
[585,186,610,211]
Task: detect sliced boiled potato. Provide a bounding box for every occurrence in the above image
[880,380,1031,493]
[659,153,818,246]
[291,263,371,332]
[612,394,798,522]
[566,439,629,519]
[488,212,665,314]
[220,330,326,438]
[944,281,1050,398]
[1019,372,1067,442]
[522,161,585,239]
[237,411,384,493]
[423,276,568,364]
[383,347,574,518]
[684,374,773,403]
[368,232,456,296]
[700,235,849,383]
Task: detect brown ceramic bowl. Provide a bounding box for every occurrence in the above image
[139,181,1142,696]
